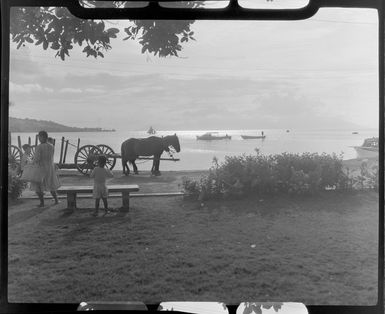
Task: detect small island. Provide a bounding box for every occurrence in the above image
[9,117,116,133]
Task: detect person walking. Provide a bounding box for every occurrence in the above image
[31,130,60,207]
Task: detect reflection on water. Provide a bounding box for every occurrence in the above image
[10,128,377,172]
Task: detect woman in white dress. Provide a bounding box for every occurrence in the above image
[31,130,61,207]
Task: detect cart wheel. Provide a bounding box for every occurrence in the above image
[30,145,36,160]
[74,145,102,175]
[96,144,116,170]
[9,145,21,170]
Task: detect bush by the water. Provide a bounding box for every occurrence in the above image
[183,152,376,200]
[347,161,379,191]
[8,168,26,200]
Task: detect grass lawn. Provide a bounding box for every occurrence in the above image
[7,189,378,306]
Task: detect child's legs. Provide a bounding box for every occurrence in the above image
[101,197,108,209]
[95,198,100,210]
[50,190,58,203]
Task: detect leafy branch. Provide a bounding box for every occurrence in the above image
[10,1,203,60]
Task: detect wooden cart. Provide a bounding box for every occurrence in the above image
[10,135,179,176]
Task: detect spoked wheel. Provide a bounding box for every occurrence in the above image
[30,145,36,160]
[96,144,116,170]
[9,145,21,170]
[74,145,102,175]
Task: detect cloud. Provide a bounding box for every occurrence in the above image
[10,82,53,93]
[84,88,105,93]
[59,88,83,93]
[8,8,377,131]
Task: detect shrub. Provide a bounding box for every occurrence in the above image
[8,168,27,200]
[183,151,355,200]
[8,153,21,175]
[182,177,200,198]
[348,161,379,191]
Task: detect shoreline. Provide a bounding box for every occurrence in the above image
[54,156,377,175]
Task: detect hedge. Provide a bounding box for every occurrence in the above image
[183,152,377,201]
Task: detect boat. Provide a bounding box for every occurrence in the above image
[241,135,266,140]
[353,137,378,159]
[147,126,156,135]
[352,132,359,134]
[196,132,231,140]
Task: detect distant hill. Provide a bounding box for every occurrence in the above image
[9,117,115,133]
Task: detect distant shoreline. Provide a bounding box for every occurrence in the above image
[9,117,115,133]
[11,130,116,133]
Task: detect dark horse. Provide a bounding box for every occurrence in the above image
[121,134,180,176]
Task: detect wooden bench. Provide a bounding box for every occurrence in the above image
[57,185,140,210]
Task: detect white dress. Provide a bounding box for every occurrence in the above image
[30,143,61,192]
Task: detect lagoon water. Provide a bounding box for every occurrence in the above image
[11,129,378,172]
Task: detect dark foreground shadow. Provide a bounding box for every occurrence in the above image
[9,204,52,227]
[42,207,131,227]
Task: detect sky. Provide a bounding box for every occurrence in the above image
[9,5,379,131]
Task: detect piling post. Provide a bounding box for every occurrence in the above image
[77,138,80,151]
[59,137,65,164]
[28,137,31,145]
[17,136,21,149]
[35,134,38,146]
[63,140,69,164]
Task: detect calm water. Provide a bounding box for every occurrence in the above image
[11,129,378,172]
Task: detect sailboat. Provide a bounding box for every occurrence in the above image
[147,126,156,135]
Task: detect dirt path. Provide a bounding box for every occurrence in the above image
[13,170,206,226]
[20,170,206,198]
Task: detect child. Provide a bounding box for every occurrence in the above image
[20,144,32,174]
[47,137,55,149]
[90,155,113,216]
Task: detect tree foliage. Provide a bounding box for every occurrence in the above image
[10,1,202,60]
[8,167,27,201]
[123,20,196,57]
[243,302,283,314]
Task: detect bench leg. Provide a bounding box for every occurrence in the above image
[122,191,130,210]
[68,192,77,209]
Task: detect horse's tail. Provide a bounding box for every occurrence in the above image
[121,141,127,169]
[121,139,135,165]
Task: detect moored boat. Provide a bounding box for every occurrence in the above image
[353,137,378,159]
[147,126,156,135]
[241,135,266,140]
[196,132,231,140]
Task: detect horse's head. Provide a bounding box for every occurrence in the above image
[164,134,180,153]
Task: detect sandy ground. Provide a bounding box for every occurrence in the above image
[20,170,206,200]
